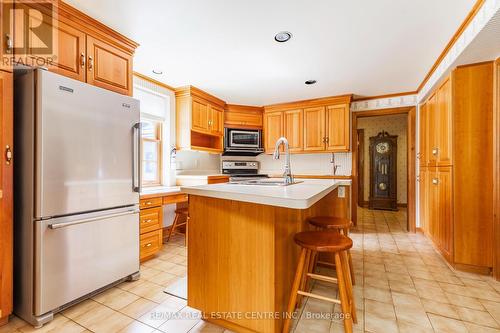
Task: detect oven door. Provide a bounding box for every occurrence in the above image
[229,130,260,148]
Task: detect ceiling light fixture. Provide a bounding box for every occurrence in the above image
[152,69,163,75]
[274,31,292,43]
[305,80,317,85]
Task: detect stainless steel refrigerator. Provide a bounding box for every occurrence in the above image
[14,68,141,327]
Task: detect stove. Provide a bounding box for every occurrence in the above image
[221,161,269,182]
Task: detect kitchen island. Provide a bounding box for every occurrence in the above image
[181,179,351,333]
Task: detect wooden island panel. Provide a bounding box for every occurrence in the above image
[188,186,350,333]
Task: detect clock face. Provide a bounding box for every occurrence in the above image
[376,142,390,154]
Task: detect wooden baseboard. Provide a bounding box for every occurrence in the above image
[360,201,407,208]
[416,227,424,233]
[454,263,492,276]
[0,316,9,326]
[397,203,408,208]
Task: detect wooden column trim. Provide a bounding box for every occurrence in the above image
[494,58,500,281]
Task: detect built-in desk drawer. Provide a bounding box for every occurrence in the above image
[140,197,162,209]
[140,207,162,234]
[140,230,162,261]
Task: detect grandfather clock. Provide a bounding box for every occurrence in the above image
[369,131,398,210]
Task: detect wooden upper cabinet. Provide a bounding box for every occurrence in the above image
[283,109,303,152]
[264,111,283,153]
[209,104,224,136]
[175,86,225,153]
[426,93,438,166]
[326,104,350,151]
[224,105,263,129]
[419,103,427,167]
[303,106,326,151]
[86,36,133,96]
[436,78,452,166]
[51,21,87,82]
[191,98,210,134]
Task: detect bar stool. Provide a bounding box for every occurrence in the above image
[283,231,356,333]
[307,216,355,285]
[166,207,188,244]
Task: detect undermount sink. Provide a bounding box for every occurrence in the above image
[229,179,303,186]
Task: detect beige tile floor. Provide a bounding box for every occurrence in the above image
[1,207,500,333]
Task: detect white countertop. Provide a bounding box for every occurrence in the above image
[181,178,351,209]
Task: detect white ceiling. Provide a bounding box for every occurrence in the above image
[65,0,476,105]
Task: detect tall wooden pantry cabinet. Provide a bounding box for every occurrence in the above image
[419,62,494,272]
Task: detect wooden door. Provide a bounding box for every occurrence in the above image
[303,106,326,151]
[326,104,350,151]
[436,78,452,166]
[427,168,439,244]
[419,103,427,167]
[191,98,210,134]
[283,109,303,152]
[86,35,133,95]
[437,166,453,262]
[209,104,224,136]
[50,21,86,82]
[18,6,86,81]
[0,71,13,324]
[419,168,428,232]
[0,3,12,72]
[427,94,438,166]
[263,111,283,153]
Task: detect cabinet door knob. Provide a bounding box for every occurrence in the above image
[88,56,93,71]
[5,145,12,165]
[432,178,439,185]
[5,34,13,53]
[432,148,439,156]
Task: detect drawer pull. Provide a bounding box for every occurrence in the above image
[145,202,152,205]
[143,219,152,223]
[145,243,152,248]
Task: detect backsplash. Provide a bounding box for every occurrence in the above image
[257,153,352,176]
[175,150,221,174]
[226,153,352,176]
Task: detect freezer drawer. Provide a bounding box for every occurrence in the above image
[34,207,139,315]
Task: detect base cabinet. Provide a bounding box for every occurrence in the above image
[139,199,163,262]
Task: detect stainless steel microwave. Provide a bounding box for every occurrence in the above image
[223,128,264,156]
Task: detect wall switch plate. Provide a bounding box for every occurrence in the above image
[338,186,345,198]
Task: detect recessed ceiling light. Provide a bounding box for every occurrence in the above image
[274,31,292,43]
[305,80,317,85]
[152,69,163,75]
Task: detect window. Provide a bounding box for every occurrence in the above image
[141,119,162,186]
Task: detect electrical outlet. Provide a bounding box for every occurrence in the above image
[338,186,345,198]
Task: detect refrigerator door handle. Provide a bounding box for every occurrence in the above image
[48,208,140,229]
[132,122,142,193]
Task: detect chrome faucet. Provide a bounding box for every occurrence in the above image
[273,137,294,185]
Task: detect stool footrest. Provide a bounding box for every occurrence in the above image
[307,273,338,284]
[317,260,336,267]
[297,291,340,304]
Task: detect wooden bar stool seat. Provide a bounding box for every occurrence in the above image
[166,207,189,243]
[294,230,352,252]
[306,216,356,285]
[283,231,356,333]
